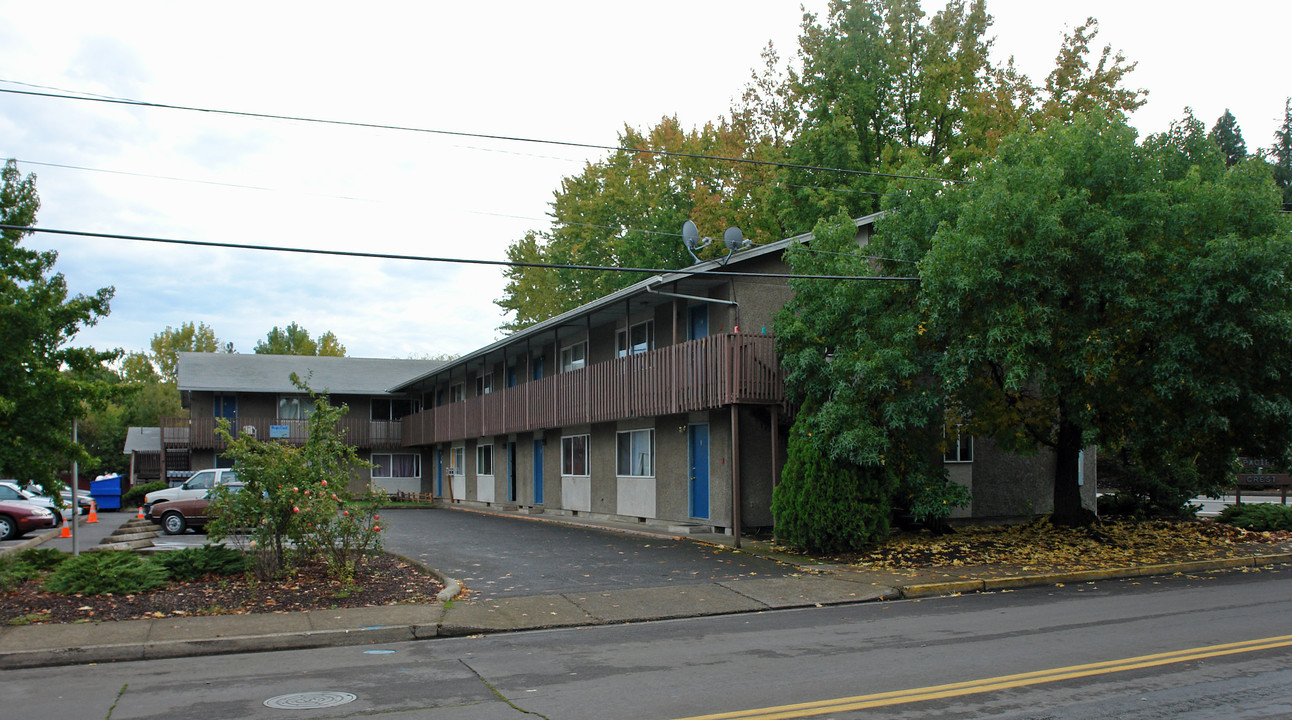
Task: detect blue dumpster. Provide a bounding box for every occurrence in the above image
[90,474,124,510]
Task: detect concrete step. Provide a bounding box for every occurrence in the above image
[667,524,716,535]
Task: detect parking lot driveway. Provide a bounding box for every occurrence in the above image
[380,508,795,599]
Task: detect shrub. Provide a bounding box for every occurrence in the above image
[207,378,380,581]
[43,550,169,595]
[1216,503,1292,532]
[0,548,67,592]
[123,480,168,507]
[153,544,248,581]
[772,412,896,553]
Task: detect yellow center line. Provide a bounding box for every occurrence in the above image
[672,634,1292,720]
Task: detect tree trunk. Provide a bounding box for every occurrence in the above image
[1051,404,1094,526]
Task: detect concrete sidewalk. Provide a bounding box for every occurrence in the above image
[2,508,1290,670]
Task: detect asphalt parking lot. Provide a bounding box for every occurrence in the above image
[379,507,795,599]
[2,507,796,601]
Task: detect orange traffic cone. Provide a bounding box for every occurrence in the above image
[86,501,98,524]
[59,523,71,538]
[137,505,145,519]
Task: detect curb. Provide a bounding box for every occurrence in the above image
[2,552,1288,670]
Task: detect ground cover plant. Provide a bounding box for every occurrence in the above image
[0,546,441,625]
[1217,503,1292,532]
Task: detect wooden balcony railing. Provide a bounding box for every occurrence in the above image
[159,416,405,451]
[399,333,783,447]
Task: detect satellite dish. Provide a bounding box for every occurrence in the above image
[682,220,711,263]
[721,226,748,265]
[723,226,747,252]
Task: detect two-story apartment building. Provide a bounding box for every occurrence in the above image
[165,353,444,496]
[165,213,1095,537]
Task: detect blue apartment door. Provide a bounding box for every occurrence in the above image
[688,424,710,519]
[688,305,709,340]
[435,449,444,496]
[214,394,238,441]
[533,440,544,504]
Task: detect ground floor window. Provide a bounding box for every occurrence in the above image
[944,426,973,463]
[477,443,494,475]
[373,453,421,478]
[450,446,465,475]
[616,428,654,477]
[562,434,589,476]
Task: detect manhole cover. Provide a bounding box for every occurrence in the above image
[264,692,357,710]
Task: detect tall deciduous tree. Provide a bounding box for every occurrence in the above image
[0,159,119,492]
[1209,109,1248,167]
[907,112,1292,525]
[254,322,346,356]
[150,321,223,383]
[495,116,775,331]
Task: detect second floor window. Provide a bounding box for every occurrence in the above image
[372,398,421,420]
[561,342,587,373]
[278,396,314,420]
[476,373,493,396]
[616,321,654,358]
[450,383,465,403]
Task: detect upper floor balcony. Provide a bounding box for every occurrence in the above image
[159,415,406,451]
[399,332,783,447]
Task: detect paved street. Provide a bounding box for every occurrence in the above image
[379,507,796,598]
[4,563,1290,719]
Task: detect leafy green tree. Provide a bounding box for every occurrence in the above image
[773,211,963,549]
[1273,98,1292,210]
[150,321,223,382]
[74,352,185,476]
[254,322,346,356]
[1034,17,1146,124]
[1208,109,1247,167]
[901,112,1292,525]
[496,116,775,330]
[0,159,119,494]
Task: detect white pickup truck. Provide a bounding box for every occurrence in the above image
[143,468,238,519]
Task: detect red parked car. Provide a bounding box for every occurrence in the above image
[0,499,58,541]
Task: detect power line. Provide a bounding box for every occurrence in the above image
[6,158,376,202]
[0,224,921,282]
[0,84,962,185]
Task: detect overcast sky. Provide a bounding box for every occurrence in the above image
[2,1,1287,361]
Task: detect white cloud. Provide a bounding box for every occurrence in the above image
[2,0,1287,360]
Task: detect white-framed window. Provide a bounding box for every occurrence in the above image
[278,395,314,420]
[561,434,589,476]
[449,446,465,475]
[944,426,973,463]
[450,383,465,403]
[616,320,654,358]
[616,428,654,477]
[372,453,421,478]
[560,342,587,373]
[476,373,493,396]
[477,443,494,476]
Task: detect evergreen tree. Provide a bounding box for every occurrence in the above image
[1208,109,1248,166]
[1274,98,1292,210]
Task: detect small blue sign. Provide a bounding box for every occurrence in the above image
[269,424,289,439]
